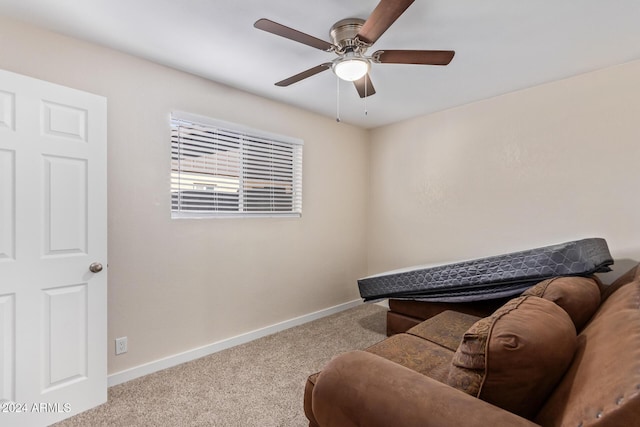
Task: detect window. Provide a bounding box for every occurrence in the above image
[171,112,303,218]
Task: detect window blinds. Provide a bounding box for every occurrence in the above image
[171,113,303,218]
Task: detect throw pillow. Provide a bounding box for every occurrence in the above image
[446,296,577,419]
[522,276,601,330]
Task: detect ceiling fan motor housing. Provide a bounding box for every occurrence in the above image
[330,18,368,54]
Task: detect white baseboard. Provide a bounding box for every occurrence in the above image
[108,298,363,387]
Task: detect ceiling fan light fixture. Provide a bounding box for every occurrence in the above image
[333,53,370,81]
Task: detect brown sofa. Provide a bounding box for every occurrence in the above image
[304,264,640,426]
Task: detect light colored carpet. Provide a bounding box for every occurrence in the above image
[54,303,387,427]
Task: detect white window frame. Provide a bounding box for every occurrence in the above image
[171,111,303,218]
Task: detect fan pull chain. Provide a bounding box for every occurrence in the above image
[336,76,341,123]
[364,74,368,116]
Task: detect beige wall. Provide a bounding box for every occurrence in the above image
[0,17,370,374]
[368,60,640,277]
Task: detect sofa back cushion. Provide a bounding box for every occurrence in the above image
[447,296,577,420]
[535,278,640,426]
[522,276,601,330]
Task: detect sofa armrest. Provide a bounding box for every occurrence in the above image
[312,350,539,427]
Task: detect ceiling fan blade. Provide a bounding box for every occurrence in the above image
[353,74,376,98]
[374,50,455,65]
[275,63,332,87]
[254,19,334,52]
[357,0,415,45]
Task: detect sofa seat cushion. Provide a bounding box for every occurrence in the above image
[447,296,577,419]
[366,333,454,383]
[522,276,601,330]
[406,310,481,351]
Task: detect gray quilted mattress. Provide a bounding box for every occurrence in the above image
[358,238,613,302]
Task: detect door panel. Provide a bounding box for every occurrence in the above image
[0,293,15,402]
[44,284,88,389]
[41,101,87,142]
[0,149,14,261]
[0,69,106,426]
[43,155,88,256]
[0,90,15,131]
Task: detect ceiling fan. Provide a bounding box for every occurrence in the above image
[254,0,455,98]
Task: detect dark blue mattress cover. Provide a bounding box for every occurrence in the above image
[358,238,613,302]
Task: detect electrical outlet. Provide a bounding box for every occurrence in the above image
[115,337,128,355]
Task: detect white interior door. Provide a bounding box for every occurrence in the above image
[0,69,107,426]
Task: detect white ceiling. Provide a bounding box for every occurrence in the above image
[1,0,639,128]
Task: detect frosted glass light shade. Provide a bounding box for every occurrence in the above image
[333,55,370,81]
